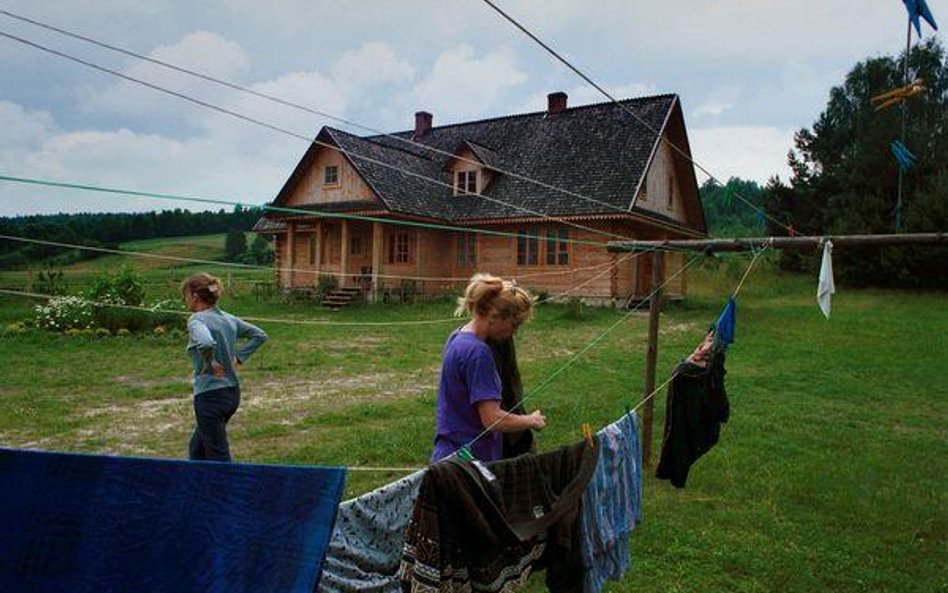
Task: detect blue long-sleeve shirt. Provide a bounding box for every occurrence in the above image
[186,307,267,396]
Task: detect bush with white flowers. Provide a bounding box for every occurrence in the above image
[34,296,96,332]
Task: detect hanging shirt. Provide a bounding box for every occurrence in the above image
[431,329,503,462]
[655,353,730,488]
[319,470,425,593]
[580,412,643,593]
[401,439,599,593]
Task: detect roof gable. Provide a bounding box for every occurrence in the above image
[270,94,704,233]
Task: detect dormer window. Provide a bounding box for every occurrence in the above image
[455,170,478,195]
[324,165,339,186]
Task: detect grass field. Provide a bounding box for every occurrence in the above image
[0,238,945,592]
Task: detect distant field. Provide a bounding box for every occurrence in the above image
[0,233,271,296]
[0,240,945,592]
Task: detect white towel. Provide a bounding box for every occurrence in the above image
[817,240,835,319]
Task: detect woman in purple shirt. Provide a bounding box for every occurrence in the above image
[431,273,546,462]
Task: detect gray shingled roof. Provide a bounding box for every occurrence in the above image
[273,94,684,224]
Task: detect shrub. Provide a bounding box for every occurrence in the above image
[33,267,66,296]
[87,265,145,307]
[315,274,339,301]
[33,296,96,332]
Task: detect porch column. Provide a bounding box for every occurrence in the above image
[285,222,295,288]
[371,222,383,303]
[315,221,323,285]
[340,220,349,288]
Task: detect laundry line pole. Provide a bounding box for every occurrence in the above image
[606,232,947,254]
[615,231,946,468]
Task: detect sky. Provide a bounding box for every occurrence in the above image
[0,1,944,217]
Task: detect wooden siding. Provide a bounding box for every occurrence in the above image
[636,137,689,224]
[283,148,381,208]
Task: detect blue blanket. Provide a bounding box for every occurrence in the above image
[0,448,346,593]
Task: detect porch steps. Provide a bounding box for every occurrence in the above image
[322,287,362,309]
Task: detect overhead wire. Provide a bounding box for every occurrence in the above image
[0,231,651,287]
[477,0,807,237]
[0,29,639,244]
[0,8,649,220]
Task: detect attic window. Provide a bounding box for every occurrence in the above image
[324,165,339,185]
[455,170,478,195]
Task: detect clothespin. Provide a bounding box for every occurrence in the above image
[457,446,475,462]
[582,423,593,448]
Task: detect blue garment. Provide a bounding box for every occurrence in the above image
[580,412,643,593]
[0,447,346,593]
[714,296,737,350]
[431,329,503,462]
[319,469,425,593]
[186,306,267,396]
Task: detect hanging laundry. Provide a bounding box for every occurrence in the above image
[319,469,425,593]
[400,439,598,593]
[488,337,536,458]
[0,447,346,593]
[902,0,939,36]
[581,412,643,593]
[817,240,835,319]
[714,296,737,350]
[656,350,730,488]
[890,140,919,171]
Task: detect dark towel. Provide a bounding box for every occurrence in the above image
[0,447,346,593]
[487,337,536,458]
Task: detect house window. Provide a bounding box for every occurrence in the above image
[457,233,477,267]
[516,227,539,266]
[546,226,569,265]
[324,165,339,185]
[666,175,674,209]
[455,170,478,195]
[350,236,363,256]
[308,235,317,265]
[388,231,410,264]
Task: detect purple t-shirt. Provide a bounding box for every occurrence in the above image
[431,329,503,462]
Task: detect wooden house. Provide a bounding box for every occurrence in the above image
[254,92,707,305]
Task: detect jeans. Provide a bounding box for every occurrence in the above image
[189,386,241,462]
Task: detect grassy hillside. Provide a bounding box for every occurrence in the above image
[0,239,944,592]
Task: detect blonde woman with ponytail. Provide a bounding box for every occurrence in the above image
[181,272,267,461]
[430,273,546,462]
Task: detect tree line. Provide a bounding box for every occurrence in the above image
[0,206,268,269]
[702,39,947,288]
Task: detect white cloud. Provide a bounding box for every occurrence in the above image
[412,44,528,122]
[81,31,251,129]
[689,125,795,184]
[0,101,56,152]
[332,42,415,94]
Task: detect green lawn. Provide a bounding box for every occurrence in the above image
[0,242,945,592]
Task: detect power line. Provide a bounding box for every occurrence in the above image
[0,29,636,244]
[0,8,644,220]
[477,0,800,236]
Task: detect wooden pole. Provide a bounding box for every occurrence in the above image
[607,232,947,253]
[642,251,664,468]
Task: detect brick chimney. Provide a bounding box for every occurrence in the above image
[413,111,433,140]
[547,91,567,114]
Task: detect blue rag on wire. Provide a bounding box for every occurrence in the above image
[714,296,737,350]
[0,447,346,593]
